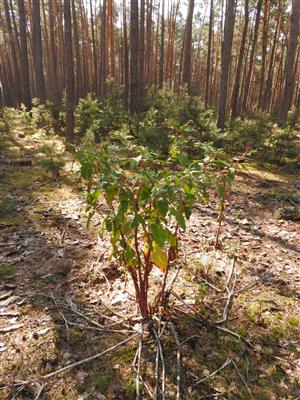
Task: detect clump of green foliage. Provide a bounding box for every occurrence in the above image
[37,143,65,176]
[75,82,127,141]
[219,115,299,165]
[2,100,56,136]
[77,129,234,322]
[30,98,56,133]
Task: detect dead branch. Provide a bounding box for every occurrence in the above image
[41,333,139,379]
[168,322,181,400]
[190,358,232,388]
[231,359,254,399]
[135,327,143,400]
[150,324,166,400]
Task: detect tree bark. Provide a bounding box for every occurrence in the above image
[3,0,22,105]
[231,0,249,118]
[241,0,263,114]
[64,0,75,143]
[18,0,32,109]
[217,0,235,130]
[123,0,129,107]
[182,0,194,93]
[279,0,300,126]
[32,0,46,102]
[129,0,139,113]
[99,0,107,98]
[205,0,214,107]
[158,0,165,89]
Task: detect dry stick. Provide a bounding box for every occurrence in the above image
[66,321,133,334]
[135,327,143,400]
[154,344,160,399]
[171,291,292,365]
[1,334,140,390]
[215,177,226,249]
[132,362,154,399]
[168,322,181,400]
[231,359,254,399]
[60,304,106,329]
[198,276,223,292]
[191,358,232,388]
[216,257,236,324]
[50,293,70,342]
[35,384,45,400]
[151,324,166,400]
[41,333,139,380]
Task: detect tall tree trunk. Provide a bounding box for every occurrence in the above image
[258,0,270,109]
[231,0,249,118]
[217,0,235,130]
[32,0,46,102]
[139,0,145,99]
[48,0,59,102]
[129,0,139,113]
[90,0,98,94]
[18,0,32,109]
[158,0,165,89]
[182,0,194,93]
[241,0,263,114]
[64,0,75,143]
[99,0,107,98]
[279,0,300,126]
[3,0,22,105]
[71,0,82,99]
[145,0,153,86]
[262,0,282,111]
[205,0,214,107]
[123,0,129,107]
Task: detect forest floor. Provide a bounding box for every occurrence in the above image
[0,121,299,400]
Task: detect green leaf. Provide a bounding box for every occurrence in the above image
[105,218,113,232]
[124,246,137,267]
[117,200,129,217]
[139,186,151,202]
[129,155,142,169]
[156,198,168,218]
[86,211,94,228]
[105,185,118,203]
[183,206,192,220]
[166,229,177,246]
[81,163,93,180]
[170,207,186,231]
[131,214,143,229]
[150,223,167,247]
[152,242,168,272]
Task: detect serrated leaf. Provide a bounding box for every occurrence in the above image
[156,198,168,218]
[152,242,168,272]
[183,206,192,220]
[170,207,186,230]
[150,223,167,247]
[166,229,177,246]
[105,218,113,232]
[139,186,151,202]
[124,246,137,267]
[105,185,118,203]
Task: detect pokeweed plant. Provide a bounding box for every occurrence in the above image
[77,131,234,322]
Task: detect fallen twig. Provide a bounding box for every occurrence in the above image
[190,358,232,388]
[169,322,181,400]
[151,324,166,400]
[231,359,253,399]
[135,327,143,400]
[0,333,140,390]
[215,257,236,324]
[41,333,139,379]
